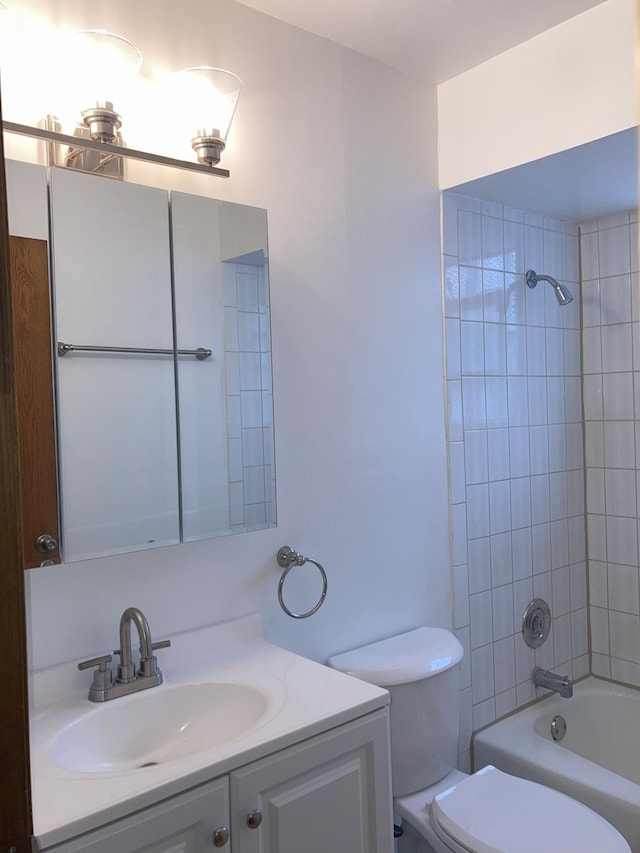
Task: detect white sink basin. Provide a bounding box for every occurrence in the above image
[48,682,268,773]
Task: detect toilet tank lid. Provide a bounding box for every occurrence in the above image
[327,627,464,686]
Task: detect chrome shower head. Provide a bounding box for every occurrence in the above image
[525,269,573,306]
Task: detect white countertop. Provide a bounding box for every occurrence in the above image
[30,615,389,849]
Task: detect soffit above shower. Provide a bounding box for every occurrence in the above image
[233,0,608,82]
[448,128,638,222]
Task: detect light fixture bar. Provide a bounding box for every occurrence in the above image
[2,121,230,178]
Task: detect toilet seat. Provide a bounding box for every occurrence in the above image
[429,766,630,853]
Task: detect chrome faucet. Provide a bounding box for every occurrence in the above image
[533,666,573,698]
[78,606,170,702]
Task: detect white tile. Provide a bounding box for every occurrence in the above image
[242,428,265,467]
[493,636,516,694]
[489,480,511,535]
[543,228,563,280]
[605,468,637,518]
[485,377,509,428]
[552,566,571,616]
[472,697,496,731]
[548,471,568,521]
[240,390,263,428]
[484,322,506,375]
[515,637,535,686]
[601,323,633,373]
[471,644,495,703]
[565,375,583,424]
[591,653,611,678]
[572,654,590,680]
[482,200,504,219]
[505,206,524,223]
[487,429,510,481]
[527,378,548,426]
[449,441,466,505]
[459,266,484,321]
[608,563,640,615]
[610,610,640,662]
[513,577,533,626]
[458,684,472,751]
[600,274,632,325]
[237,311,260,352]
[510,477,531,530]
[516,680,537,708]
[582,326,602,374]
[244,466,266,504]
[455,627,472,688]
[532,522,551,575]
[464,430,488,484]
[512,527,533,580]
[611,658,640,688]
[590,606,610,654]
[504,221,525,275]
[529,425,549,475]
[452,503,468,568]
[526,326,546,375]
[524,225,544,274]
[454,564,470,629]
[554,613,572,666]
[507,378,529,426]
[444,255,460,319]
[506,324,527,375]
[466,483,490,539]
[462,377,486,430]
[570,562,588,611]
[603,372,634,420]
[548,423,567,473]
[229,481,244,526]
[633,273,640,322]
[584,421,604,467]
[599,211,630,229]
[580,231,600,281]
[470,591,493,649]
[582,374,603,421]
[568,515,586,564]
[587,514,607,562]
[236,271,259,311]
[245,502,267,528]
[563,328,581,376]
[598,224,631,278]
[468,536,492,594]
[442,192,459,256]
[604,421,634,468]
[550,519,569,570]
[448,380,464,442]
[546,377,566,425]
[607,515,638,566]
[482,216,504,271]
[495,689,516,720]
[228,437,243,482]
[458,210,482,268]
[458,195,482,213]
[490,531,513,587]
[581,278,601,328]
[509,427,530,478]
[461,321,484,376]
[566,469,584,517]
[239,352,262,390]
[562,232,580,282]
[530,474,550,525]
[587,467,605,514]
[545,328,564,376]
[492,584,514,640]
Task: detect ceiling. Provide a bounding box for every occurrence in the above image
[235,0,609,83]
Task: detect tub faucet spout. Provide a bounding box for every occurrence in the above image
[533,667,573,698]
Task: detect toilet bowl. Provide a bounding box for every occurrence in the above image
[329,628,631,853]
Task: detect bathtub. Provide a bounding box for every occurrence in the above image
[473,677,640,852]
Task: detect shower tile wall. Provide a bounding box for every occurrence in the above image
[443,192,588,771]
[582,210,640,686]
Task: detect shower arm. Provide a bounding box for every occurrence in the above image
[526,270,559,288]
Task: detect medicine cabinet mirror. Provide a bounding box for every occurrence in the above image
[37,166,275,564]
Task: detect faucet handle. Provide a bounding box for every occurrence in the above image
[151,639,171,651]
[78,654,113,698]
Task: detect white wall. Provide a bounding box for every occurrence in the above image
[437,0,637,189]
[5,0,450,669]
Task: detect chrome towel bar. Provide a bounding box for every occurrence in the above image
[57,341,213,360]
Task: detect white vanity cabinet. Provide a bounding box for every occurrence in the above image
[41,710,392,853]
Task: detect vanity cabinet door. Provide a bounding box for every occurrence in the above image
[43,777,230,853]
[230,710,393,853]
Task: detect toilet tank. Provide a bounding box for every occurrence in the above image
[328,627,464,796]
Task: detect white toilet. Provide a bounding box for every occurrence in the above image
[329,627,631,853]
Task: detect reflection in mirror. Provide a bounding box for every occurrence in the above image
[49,168,275,563]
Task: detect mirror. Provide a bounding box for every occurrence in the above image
[49,167,275,562]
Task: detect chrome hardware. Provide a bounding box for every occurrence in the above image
[35,533,57,553]
[276,545,328,619]
[78,607,171,701]
[213,826,230,847]
[58,341,212,360]
[522,598,551,648]
[551,714,567,741]
[533,667,573,699]
[246,810,263,830]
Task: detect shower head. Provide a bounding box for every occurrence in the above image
[525,269,574,306]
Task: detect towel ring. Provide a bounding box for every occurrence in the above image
[276,545,328,619]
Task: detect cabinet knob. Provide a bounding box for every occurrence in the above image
[35,533,57,553]
[246,810,263,829]
[212,826,229,847]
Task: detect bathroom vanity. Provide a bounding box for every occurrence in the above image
[30,617,393,852]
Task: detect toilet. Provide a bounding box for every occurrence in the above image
[328,627,631,853]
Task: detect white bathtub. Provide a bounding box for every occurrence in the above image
[473,677,640,852]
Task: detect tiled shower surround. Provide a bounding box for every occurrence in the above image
[443,192,587,770]
[444,194,640,769]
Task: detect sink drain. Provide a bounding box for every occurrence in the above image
[138,761,160,768]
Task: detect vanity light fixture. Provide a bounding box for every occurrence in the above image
[46,29,143,178]
[172,66,242,166]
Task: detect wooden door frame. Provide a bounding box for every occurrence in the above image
[0,91,34,849]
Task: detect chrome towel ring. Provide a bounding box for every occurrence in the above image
[276,545,328,619]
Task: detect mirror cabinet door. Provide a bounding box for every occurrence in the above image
[50,169,180,561]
